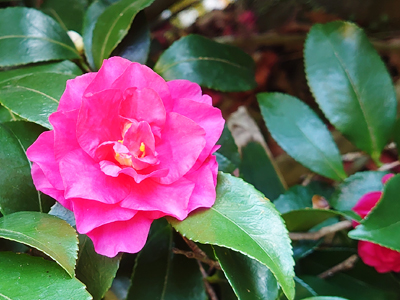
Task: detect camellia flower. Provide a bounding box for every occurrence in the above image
[27,57,225,257]
[352,173,400,273]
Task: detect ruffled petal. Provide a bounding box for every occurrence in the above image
[58,72,97,112]
[352,191,382,219]
[85,56,132,95]
[155,112,206,184]
[26,131,64,191]
[31,163,72,210]
[50,110,80,161]
[185,155,218,212]
[120,88,166,137]
[167,79,214,105]
[173,98,224,168]
[111,63,173,111]
[59,149,130,204]
[86,212,154,257]
[76,89,123,157]
[120,177,195,220]
[72,199,136,234]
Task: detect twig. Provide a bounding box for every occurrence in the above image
[198,261,219,300]
[172,248,221,270]
[318,254,358,279]
[289,220,352,241]
[181,237,221,270]
[378,160,400,171]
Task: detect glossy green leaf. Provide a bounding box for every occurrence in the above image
[393,118,400,154]
[3,121,46,150]
[0,7,80,67]
[283,209,342,232]
[0,124,41,214]
[0,211,79,277]
[0,60,82,85]
[349,174,400,251]
[92,0,155,69]
[330,171,386,218]
[0,252,91,300]
[0,72,77,128]
[128,219,206,300]
[112,11,150,64]
[169,172,295,300]
[216,125,241,173]
[305,21,397,162]
[240,141,286,201]
[41,0,86,33]
[302,297,349,300]
[0,105,17,123]
[76,235,121,300]
[258,92,346,181]
[214,246,279,300]
[274,181,335,214]
[154,34,257,92]
[83,0,110,69]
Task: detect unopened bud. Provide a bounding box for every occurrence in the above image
[67,30,84,54]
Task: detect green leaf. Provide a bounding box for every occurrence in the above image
[240,141,286,201]
[216,125,241,173]
[0,72,77,128]
[274,182,335,214]
[128,219,206,300]
[0,60,82,85]
[283,209,342,232]
[214,246,279,300]
[0,211,79,277]
[41,0,86,33]
[330,171,386,219]
[304,21,397,162]
[112,11,150,64]
[258,92,346,181]
[3,121,46,151]
[349,174,400,251]
[83,0,110,69]
[0,7,80,67]
[92,0,155,70]
[0,104,18,123]
[154,34,257,92]
[76,234,121,300]
[169,172,295,300]
[0,252,91,300]
[302,297,349,300]
[0,124,41,215]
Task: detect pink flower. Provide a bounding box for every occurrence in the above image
[352,174,400,273]
[27,57,224,257]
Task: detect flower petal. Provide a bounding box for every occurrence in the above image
[85,56,132,95]
[111,63,173,111]
[120,177,195,220]
[352,191,382,219]
[167,80,211,104]
[72,199,136,234]
[76,89,123,157]
[60,149,130,204]
[155,112,206,184]
[86,212,154,257]
[58,72,97,112]
[120,88,166,137]
[50,110,80,161]
[173,98,224,168]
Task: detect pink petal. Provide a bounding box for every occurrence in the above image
[26,131,64,191]
[172,98,224,168]
[85,57,132,95]
[352,191,382,219]
[59,149,130,204]
[111,63,173,111]
[86,212,154,257]
[31,163,72,210]
[76,89,123,157]
[58,72,97,112]
[72,199,136,234]
[382,173,394,184]
[155,112,206,184]
[123,121,156,157]
[120,88,166,137]
[185,155,218,212]
[167,80,203,102]
[49,110,80,161]
[120,177,195,220]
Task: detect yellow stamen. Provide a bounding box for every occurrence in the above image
[139,142,146,158]
[115,153,133,167]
